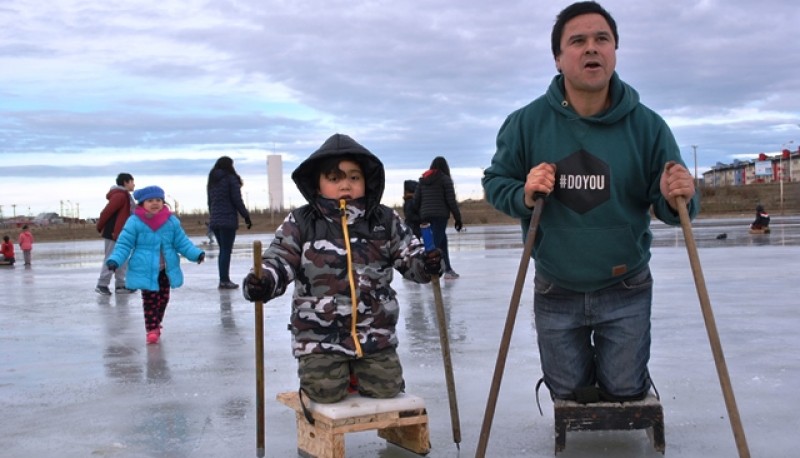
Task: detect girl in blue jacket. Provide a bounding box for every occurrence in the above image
[107,186,205,344]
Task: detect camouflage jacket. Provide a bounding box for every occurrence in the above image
[262,196,432,358]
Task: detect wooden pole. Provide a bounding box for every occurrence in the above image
[675,196,750,458]
[431,273,462,447]
[253,241,266,457]
[420,224,461,447]
[475,195,545,458]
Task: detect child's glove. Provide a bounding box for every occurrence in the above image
[243,271,275,302]
[423,249,443,276]
[454,220,464,232]
[197,252,205,264]
[245,217,253,230]
[106,260,118,272]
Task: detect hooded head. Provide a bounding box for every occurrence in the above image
[291,134,385,213]
[133,185,165,204]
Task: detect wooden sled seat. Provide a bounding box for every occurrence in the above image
[553,392,665,455]
[276,391,430,458]
[749,227,770,234]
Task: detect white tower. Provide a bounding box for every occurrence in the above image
[267,155,284,212]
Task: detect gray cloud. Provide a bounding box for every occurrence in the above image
[2,0,799,178]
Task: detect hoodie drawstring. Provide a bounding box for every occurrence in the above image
[340,199,363,358]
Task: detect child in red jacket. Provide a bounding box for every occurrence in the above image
[1,235,15,265]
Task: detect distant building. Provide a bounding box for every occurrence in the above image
[33,212,64,226]
[702,148,798,187]
[267,155,284,212]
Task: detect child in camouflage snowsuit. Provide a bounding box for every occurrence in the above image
[242,133,443,403]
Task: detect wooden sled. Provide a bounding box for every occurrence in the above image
[277,391,430,458]
[749,227,770,234]
[554,392,665,455]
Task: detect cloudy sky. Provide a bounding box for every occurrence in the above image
[2,0,799,218]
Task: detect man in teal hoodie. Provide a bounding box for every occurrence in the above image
[483,1,698,402]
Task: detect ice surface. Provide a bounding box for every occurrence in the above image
[1,217,798,457]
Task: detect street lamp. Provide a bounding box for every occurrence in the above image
[691,145,698,187]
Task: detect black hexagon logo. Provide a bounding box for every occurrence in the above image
[553,149,610,214]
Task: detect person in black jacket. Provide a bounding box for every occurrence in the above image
[207,156,251,289]
[414,156,463,279]
[402,180,421,238]
[750,204,770,230]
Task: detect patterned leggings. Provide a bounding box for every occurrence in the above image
[142,270,171,332]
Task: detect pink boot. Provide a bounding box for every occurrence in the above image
[146,329,161,344]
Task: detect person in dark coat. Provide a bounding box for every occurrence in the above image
[414,156,463,279]
[207,156,251,289]
[402,180,421,238]
[750,204,770,230]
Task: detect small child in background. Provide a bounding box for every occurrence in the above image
[18,225,34,265]
[1,235,15,265]
[402,179,421,238]
[106,186,205,344]
[205,221,216,245]
[242,133,442,404]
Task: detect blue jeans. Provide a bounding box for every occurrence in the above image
[533,267,652,400]
[428,217,452,271]
[213,227,237,283]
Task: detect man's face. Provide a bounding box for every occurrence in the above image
[124,180,136,192]
[555,13,616,97]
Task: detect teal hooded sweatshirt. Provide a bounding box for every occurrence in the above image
[483,73,699,292]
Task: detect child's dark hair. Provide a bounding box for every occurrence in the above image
[551,1,618,57]
[116,173,134,186]
[3,235,9,242]
[316,155,362,182]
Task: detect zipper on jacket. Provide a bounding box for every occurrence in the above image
[340,199,363,358]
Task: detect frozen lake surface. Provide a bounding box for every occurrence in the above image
[1,217,798,457]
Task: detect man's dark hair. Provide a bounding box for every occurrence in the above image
[116,173,134,186]
[551,1,618,57]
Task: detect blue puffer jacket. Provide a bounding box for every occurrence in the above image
[108,211,204,291]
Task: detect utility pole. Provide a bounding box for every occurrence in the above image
[691,145,698,188]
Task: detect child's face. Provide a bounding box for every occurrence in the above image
[142,198,164,213]
[318,160,365,200]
